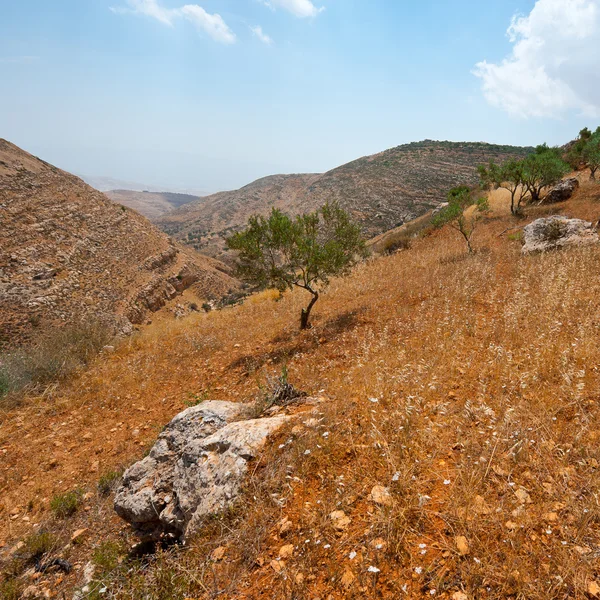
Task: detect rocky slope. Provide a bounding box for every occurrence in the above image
[104,189,201,220]
[0,140,237,349]
[157,141,532,259]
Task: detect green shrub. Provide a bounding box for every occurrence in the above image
[50,489,82,518]
[0,578,22,600]
[92,540,125,572]
[0,319,115,404]
[24,531,55,559]
[98,470,122,496]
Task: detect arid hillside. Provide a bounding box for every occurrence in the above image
[0,139,238,349]
[2,172,600,600]
[104,189,201,220]
[157,141,532,260]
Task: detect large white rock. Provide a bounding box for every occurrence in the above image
[522,216,599,254]
[114,401,290,540]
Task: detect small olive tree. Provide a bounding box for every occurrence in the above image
[432,186,489,254]
[227,202,367,330]
[522,144,570,204]
[478,159,527,216]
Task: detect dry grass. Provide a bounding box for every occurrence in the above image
[1,181,600,599]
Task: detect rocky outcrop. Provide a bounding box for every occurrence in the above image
[540,178,580,205]
[0,139,239,348]
[114,401,291,541]
[522,216,599,253]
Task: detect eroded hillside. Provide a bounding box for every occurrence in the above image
[2,176,600,599]
[157,141,532,260]
[104,190,201,220]
[0,140,238,349]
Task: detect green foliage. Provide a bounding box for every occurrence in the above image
[479,144,569,215]
[0,319,115,406]
[24,531,56,559]
[50,489,82,518]
[582,130,600,180]
[98,470,122,496]
[432,186,488,253]
[521,144,570,204]
[0,578,22,600]
[92,540,125,573]
[565,127,597,169]
[227,202,368,329]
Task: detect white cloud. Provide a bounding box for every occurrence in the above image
[262,0,324,18]
[473,0,600,118]
[111,0,176,25]
[180,5,236,44]
[251,25,274,45]
[111,0,236,44]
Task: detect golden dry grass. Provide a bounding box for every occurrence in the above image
[2,183,600,599]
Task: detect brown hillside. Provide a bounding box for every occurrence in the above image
[2,176,600,599]
[0,140,238,349]
[157,141,532,260]
[104,189,201,220]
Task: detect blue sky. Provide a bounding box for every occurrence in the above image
[1,0,598,192]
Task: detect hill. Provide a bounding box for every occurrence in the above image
[104,189,202,220]
[157,141,533,260]
[0,139,238,350]
[2,172,600,599]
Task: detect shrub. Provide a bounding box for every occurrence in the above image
[0,318,115,404]
[98,470,122,496]
[227,202,368,329]
[92,540,125,573]
[50,489,82,518]
[24,531,55,559]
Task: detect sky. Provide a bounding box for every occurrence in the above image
[1,0,599,193]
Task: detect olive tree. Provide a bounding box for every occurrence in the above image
[432,186,489,254]
[478,159,527,216]
[227,202,367,330]
[582,130,600,180]
[522,145,570,204]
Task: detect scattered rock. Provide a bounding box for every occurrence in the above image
[279,544,294,558]
[514,487,532,505]
[370,485,393,507]
[211,546,226,561]
[522,216,599,254]
[452,593,468,600]
[70,529,88,544]
[330,510,351,532]
[455,535,470,556]
[540,177,579,205]
[588,581,600,597]
[277,517,294,537]
[505,521,518,531]
[114,401,291,540]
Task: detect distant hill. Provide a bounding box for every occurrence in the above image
[0,140,238,349]
[105,189,202,219]
[157,140,533,260]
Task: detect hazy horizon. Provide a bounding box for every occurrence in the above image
[2,0,599,191]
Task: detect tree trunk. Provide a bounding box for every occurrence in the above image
[591,168,597,181]
[300,291,319,330]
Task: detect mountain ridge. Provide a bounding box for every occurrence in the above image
[156,140,534,260]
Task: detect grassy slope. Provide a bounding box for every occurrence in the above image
[2,178,600,599]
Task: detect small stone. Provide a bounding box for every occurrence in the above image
[505,521,518,531]
[211,546,226,561]
[514,487,532,504]
[473,495,492,515]
[370,538,388,552]
[71,528,88,543]
[82,432,92,441]
[278,517,294,536]
[370,485,392,507]
[279,544,294,558]
[455,536,469,556]
[543,512,558,522]
[341,570,355,588]
[588,581,600,597]
[270,560,283,573]
[330,510,351,531]
[452,593,468,600]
